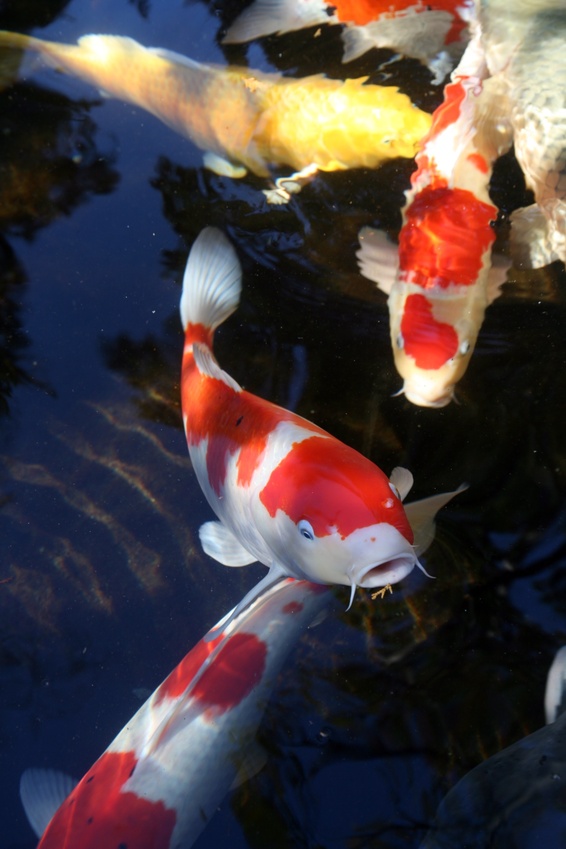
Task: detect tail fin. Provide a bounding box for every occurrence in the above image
[179,228,242,334]
[222,0,329,43]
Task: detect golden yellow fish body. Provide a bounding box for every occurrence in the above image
[0,31,431,184]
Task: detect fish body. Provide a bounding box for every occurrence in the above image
[224,0,473,82]
[20,577,333,849]
[477,0,566,268]
[0,30,431,200]
[180,228,462,618]
[357,19,511,407]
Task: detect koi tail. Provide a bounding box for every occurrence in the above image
[222,0,329,44]
[180,228,242,350]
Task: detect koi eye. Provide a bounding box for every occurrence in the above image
[459,340,470,355]
[396,333,404,350]
[298,519,315,541]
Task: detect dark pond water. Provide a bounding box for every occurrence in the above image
[1,1,566,847]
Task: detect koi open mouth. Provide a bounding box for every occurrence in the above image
[346,555,417,609]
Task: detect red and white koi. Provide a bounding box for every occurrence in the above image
[180,227,463,620]
[223,0,473,83]
[0,29,430,203]
[20,578,334,849]
[357,14,511,407]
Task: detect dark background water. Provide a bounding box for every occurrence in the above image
[1,1,566,847]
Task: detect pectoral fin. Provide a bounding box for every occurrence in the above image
[205,565,289,640]
[356,227,399,295]
[389,466,414,501]
[199,520,258,566]
[405,484,467,555]
[20,768,78,838]
[203,151,247,179]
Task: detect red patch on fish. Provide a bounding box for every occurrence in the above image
[182,347,324,496]
[399,184,496,288]
[333,0,468,40]
[401,294,458,369]
[260,436,413,542]
[282,601,304,614]
[39,750,176,848]
[154,631,224,706]
[192,633,267,712]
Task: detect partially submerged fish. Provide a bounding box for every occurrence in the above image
[0,30,431,202]
[357,17,511,407]
[224,0,473,83]
[476,0,566,269]
[20,577,334,848]
[180,227,463,623]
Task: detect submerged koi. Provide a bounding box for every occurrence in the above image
[476,0,566,269]
[0,30,431,203]
[357,17,511,407]
[224,0,473,83]
[20,578,334,849]
[180,227,463,622]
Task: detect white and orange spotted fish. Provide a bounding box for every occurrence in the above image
[180,227,463,620]
[20,577,334,849]
[0,29,431,202]
[224,0,473,83]
[357,17,511,407]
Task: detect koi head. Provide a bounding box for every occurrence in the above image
[256,435,424,605]
[389,290,481,407]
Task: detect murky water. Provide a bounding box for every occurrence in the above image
[1,1,566,847]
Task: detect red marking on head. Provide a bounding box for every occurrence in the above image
[39,750,176,849]
[154,631,225,707]
[399,184,496,288]
[192,633,267,713]
[181,340,324,496]
[260,436,413,542]
[401,294,459,369]
[466,152,489,174]
[282,601,304,614]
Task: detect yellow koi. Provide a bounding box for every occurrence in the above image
[0,31,431,202]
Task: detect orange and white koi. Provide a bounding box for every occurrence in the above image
[20,577,334,849]
[224,0,473,83]
[180,227,463,621]
[357,16,511,407]
[0,30,431,202]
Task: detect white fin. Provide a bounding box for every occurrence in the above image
[180,227,242,332]
[205,564,288,640]
[486,254,510,305]
[389,466,414,502]
[199,520,258,566]
[223,0,329,43]
[193,343,242,392]
[405,484,467,556]
[356,227,399,294]
[203,151,247,179]
[20,768,78,838]
[545,646,566,725]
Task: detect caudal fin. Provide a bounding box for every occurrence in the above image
[222,0,329,43]
[179,228,242,334]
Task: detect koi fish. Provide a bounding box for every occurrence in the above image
[20,577,334,849]
[223,0,473,83]
[0,30,431,203]
[180,227,463,624]
[476,0,566,269]
[357,18,511,407]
